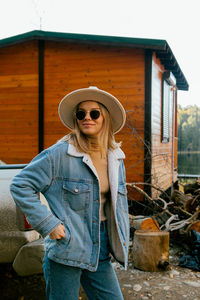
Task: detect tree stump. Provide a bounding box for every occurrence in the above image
[133,230,169,272]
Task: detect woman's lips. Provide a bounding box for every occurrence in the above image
[82,123,94,126]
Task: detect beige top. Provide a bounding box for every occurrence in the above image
[90,151,110,221]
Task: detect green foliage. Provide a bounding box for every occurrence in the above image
[178,105,200,152]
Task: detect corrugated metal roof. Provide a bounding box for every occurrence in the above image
[0,30,189,91]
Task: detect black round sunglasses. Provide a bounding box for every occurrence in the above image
[76,109,101,121]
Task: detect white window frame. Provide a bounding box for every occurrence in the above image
[162,71,176,143]
[162,79,170,143]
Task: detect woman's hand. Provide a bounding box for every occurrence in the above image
[49,223,66,240]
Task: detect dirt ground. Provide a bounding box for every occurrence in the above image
[1,243,200,300]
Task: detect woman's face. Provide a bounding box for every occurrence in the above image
[76,101,104,137]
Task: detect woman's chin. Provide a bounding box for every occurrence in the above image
[81,129,98,136]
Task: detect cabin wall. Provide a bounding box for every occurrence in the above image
[0,41,39,164]
[0,40,146,185]
[44,41,146,183]
[151,53,177,196]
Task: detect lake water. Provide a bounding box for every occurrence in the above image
[178,152,200,175]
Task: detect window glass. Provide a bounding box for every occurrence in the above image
[162,79,170,142]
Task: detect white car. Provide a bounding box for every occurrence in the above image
[0,165,45,276]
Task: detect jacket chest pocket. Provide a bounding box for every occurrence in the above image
[63,180,90,211]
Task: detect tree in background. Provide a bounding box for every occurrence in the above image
[178,105,200,152]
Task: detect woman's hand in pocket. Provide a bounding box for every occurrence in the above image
[49,223,66,240]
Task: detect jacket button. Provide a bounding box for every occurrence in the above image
[74,188,78,193]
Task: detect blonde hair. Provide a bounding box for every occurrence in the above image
[59,102,121,156]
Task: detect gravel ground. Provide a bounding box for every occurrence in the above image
[1,244,200,300]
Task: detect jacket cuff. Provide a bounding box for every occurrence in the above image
[34,213,61,238]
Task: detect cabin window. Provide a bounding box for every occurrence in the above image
[162,79,170,143]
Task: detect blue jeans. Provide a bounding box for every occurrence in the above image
[43,221,124,300]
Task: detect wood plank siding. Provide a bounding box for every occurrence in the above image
[44,41,146,183]
[151,53,177,197]
[0,41,39,163]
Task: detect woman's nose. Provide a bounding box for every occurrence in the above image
[84,112,92,120]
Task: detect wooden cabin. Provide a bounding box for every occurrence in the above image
[0,30,188,198]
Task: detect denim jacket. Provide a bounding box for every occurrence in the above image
[10,141,129,271]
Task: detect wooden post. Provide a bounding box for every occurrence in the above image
[133,230,169,272]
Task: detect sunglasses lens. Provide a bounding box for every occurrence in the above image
[90,110,100,120]
[76,110,86,120]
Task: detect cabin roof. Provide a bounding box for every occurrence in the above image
[0,30,189,91]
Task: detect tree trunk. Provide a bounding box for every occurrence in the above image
[133,230,169,272]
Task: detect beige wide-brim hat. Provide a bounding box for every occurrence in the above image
[58,86,126,134]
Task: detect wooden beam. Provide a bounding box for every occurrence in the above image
[38,40,44,153]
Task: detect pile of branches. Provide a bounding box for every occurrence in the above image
[126,180,200,236]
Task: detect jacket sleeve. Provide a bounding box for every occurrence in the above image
[10,150,61,237]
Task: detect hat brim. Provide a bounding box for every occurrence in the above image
[58,87,126,134]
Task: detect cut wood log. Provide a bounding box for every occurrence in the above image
[133,230,169,272]
[171,190,197,213]
[129,215,159,231]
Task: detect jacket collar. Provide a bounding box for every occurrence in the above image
[67,143,85,157]
[67,142,125,159]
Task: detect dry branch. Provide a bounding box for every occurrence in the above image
[126,183,173,217]
[127,180,200,236]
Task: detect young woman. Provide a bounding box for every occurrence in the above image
[10,87,129,300]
